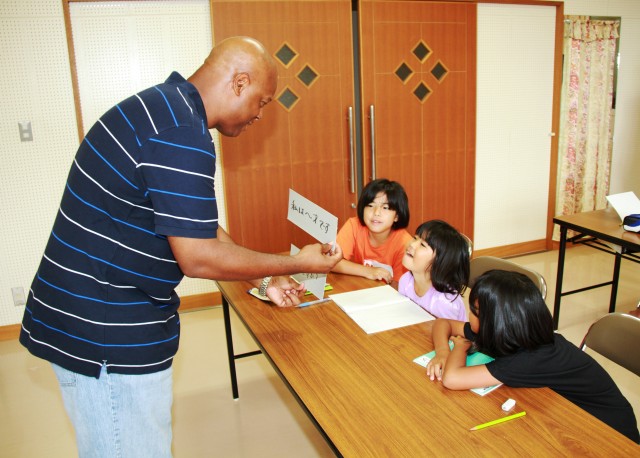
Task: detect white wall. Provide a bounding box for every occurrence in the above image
[1,0,77,326]
[0,0,215,327]
[1,0,640,327]
[475,3,556,250]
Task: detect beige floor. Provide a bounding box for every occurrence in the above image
[1,245,638,457]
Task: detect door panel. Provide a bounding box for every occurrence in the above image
[359,0,476,237]
[211,0,356,252]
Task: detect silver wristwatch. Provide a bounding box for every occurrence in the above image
[259,276,272,297]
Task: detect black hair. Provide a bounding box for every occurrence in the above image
[469,270,554,357]
[415,220,469,297]
[357,178,410,229]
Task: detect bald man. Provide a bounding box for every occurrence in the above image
[20,36,341,457]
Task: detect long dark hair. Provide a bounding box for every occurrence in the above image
[357,178,410,229]
[469,270,554,357]
[415,220,469,297]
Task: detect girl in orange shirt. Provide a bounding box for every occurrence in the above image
[333,179,412,285]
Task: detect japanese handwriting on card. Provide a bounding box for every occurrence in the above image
[287,189,338,244]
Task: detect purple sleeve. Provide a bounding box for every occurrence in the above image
[428,292,467,320]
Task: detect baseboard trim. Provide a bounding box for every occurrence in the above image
[0,291,222,342]
[0,324,21,342]
[473,239,548,259]
[180,291,222,312]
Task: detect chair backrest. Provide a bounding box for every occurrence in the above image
[469,256,547,299]
[580,313,640,377]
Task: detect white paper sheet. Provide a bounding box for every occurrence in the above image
[330,285,434,334]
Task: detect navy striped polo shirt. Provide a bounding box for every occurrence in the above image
[20,72,218,378]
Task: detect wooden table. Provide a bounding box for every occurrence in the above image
[553,208,640,329]
[217,273,639,456]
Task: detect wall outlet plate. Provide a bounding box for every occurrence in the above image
[11,287,26,306]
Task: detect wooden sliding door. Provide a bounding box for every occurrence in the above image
[359,0,476,237]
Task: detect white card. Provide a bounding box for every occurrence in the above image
[287,189,338,244]
[606,191,640,221]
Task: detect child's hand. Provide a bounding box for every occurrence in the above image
[426,353,448,381]
[366,267,393,284]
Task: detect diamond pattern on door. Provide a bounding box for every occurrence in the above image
[277,87,299,111]
[275,42,298,67]
[412,40,431,62]
[431,60,448,82]
[274,43,320,110]
[395,40,448,103]
[395,62,414,84]
[297,64,319,87]
[413,81,431,102]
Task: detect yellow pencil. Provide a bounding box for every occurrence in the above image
[469,411,526,431]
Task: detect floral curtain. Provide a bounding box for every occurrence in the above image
[554,16,620,240]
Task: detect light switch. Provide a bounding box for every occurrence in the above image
[19,121,33,142]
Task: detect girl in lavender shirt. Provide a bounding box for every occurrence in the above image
[398,220,470,320]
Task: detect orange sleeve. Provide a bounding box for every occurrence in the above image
[336,217,358,261]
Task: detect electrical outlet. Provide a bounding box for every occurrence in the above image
[11,287,26,306]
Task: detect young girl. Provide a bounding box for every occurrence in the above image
[426,270,639,443]
[333,178,412,284]
[398,220,469,320]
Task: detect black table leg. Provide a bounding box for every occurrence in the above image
[222,296,239,399]
[609,251,622,313]
[553,225,567,330]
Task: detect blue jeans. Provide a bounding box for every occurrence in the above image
[52,363,173,458]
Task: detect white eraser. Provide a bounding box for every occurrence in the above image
[502,398,516,411]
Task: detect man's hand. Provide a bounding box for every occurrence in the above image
[265,276,306,307]
[294,242,343,273]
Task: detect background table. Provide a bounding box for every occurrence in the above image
[217,273,638,456]
[553,208,640,329]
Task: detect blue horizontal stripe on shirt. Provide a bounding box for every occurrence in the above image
[148,188,216,200]
[84,138,139,190]
[148,137,215,158]
[27,312,178,347]
[51,231,179,285]
[116,105,141,146]
[154,86,178,127]
[65,184,157,237]
[37,275,150,306]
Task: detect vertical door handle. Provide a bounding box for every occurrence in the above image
[348,106,355,194]
[369,105,376,180]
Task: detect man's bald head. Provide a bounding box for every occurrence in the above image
[188,36,278,136]
[204,36,277,80]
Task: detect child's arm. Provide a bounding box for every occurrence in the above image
[426,318,466,381]
[332,259,393,283]
[440,335,501,390]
